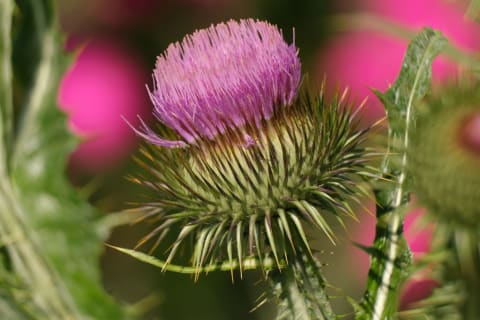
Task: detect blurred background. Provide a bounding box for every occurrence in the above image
[55,0,479,319]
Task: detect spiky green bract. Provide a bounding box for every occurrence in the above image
[356,28,447,320]
[130,82,373,276]
[409,85,480,228]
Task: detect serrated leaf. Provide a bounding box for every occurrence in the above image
[0,1,128,319]
[357,28,447,320]
[378,28,447,135]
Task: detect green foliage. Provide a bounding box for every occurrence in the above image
[0,1,128,319]
[356,28,447,320]
[399,224,480,319]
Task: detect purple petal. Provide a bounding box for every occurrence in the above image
[122,115,187,148]
[146,19,300,145]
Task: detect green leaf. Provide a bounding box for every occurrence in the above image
[0,1,128,318]
[356,28,447,320]
[378,28,447,138]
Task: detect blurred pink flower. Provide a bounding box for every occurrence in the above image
[316,0,480,123]
[399,276,438,310]
[58,39,150,175]
[400,208,436,310]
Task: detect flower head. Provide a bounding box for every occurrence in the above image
[135,19,301,147]
[129,19,373,276]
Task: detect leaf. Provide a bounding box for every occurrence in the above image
[0,1,128,318]
[357,28,447,320]
[378,28,447,138]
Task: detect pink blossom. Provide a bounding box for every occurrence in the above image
[135,19,300,147]
[399,276,438,310]
[58,39,150,174]
[316,0,480,123]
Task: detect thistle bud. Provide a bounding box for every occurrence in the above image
[409,85,480,227]
[130,19,373,274]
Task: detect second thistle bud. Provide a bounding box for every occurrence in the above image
[409,85,480,228]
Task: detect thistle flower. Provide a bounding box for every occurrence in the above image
[134,19,300,147]
[130,19,373,275]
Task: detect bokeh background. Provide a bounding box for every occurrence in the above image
[55,0,479,319]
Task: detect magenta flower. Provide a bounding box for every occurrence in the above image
[58,39,150,174]
[134,19,301,147]
[399,276,438,310]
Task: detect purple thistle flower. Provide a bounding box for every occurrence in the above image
[122,19,374,298]
[134,19,301,147]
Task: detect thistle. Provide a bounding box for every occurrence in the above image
[409,84,480,228]
[127,19,373,301]
[402,84,480,319]
[132,19,300,148]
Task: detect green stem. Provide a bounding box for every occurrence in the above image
[0,181,81,319]
[108,244,281,274]
[0,0,13,176]
[12,1,57,166]
[0,1,83,318]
